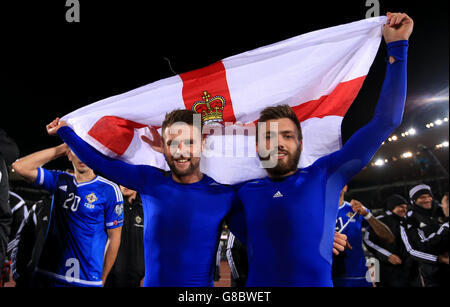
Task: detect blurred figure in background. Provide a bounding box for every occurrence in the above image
[226,232,248,287]
[364,194,413,287]
[0,128,19,287]
[105,186,145,287]
[401,184,449,287]
[333,186,394,287]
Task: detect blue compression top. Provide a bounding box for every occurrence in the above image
[235,41,408,287]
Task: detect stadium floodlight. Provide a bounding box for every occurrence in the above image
[435,119,443,126]
[374,159,385,167]
[442,141,449,148]
[408,128,416,135]
[401,152,413,159]
[392,135,398,141]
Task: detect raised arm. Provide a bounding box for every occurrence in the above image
[323,13,413,181]
[350,200,394,244]
[12,144,69,183]
[47,119,152,192]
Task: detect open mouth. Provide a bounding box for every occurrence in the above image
[276,151,288,160]
[174,158,191,165]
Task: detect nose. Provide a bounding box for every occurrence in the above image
[176,142,190,157]
[277,135,286,150]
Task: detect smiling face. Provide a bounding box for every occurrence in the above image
[162,122,205,180]
[392,204,408,218]
[257,117,303,178]
[415,193,433,210]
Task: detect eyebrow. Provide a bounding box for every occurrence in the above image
[266,130,295,135]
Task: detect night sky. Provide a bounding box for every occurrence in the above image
[2,1,449,200]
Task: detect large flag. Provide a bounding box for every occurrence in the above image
[61,17,387,184]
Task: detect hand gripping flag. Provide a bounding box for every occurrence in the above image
[61,17,387,184]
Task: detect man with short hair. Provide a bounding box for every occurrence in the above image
[49,110,247,286]
[333,186,394,287]
[401,184,449,287]
[12,144,123,287]
[105,186,145,288]
[364,194,412,287]
[235,12,413,286]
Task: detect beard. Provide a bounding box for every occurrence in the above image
[166,155,201,178]
[261,146,301,178]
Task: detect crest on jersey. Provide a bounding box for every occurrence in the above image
[86,193,98,204]
[135,216,142,224]
[346,212,357,220]
[115,204,124,216]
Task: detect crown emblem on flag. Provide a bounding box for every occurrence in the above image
[192,91,226,125]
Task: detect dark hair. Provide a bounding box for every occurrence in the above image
[161,109,203,136]
[257,105,302,140]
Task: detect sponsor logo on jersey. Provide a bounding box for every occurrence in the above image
[273,191,283,198]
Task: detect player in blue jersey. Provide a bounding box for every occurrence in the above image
[332,186,394,287]
[12,144,123,287]
[236,12,413,286]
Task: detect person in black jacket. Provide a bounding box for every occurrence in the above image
[0,128,19,282]
[363,194,413,287]
[401,185,449,287]
[104,186,145,287]
[435,193,449,287]
[8,196,52,287]
[226,232,248,287]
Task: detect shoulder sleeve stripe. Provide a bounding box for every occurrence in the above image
[98,177,123,203]
[363,230,392,257]
[400,226,437,263]
[38,168,45,185]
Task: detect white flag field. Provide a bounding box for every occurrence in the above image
[61,16,387,184]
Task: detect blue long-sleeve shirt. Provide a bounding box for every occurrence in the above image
[236,41,408,287]
[57,131,244,287]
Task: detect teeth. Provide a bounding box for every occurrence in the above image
[177,159,188,163]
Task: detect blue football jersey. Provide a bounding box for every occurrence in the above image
[33,168,124,287]
[333,202,371,283]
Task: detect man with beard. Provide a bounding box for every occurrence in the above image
[235,12,413,286]
[49,109,348,286]
[400,185,449,287]
[48,110,247,286]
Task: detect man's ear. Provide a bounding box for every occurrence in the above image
[201,134,207,152]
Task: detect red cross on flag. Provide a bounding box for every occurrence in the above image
[61,17,387,184]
